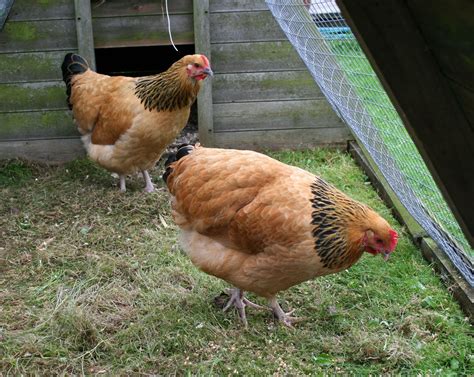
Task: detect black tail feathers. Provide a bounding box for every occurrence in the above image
[162,144,195,184]
[61,53,89,109]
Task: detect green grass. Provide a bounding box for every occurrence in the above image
[0,150,472,375]
[327,38,473,257]
[0,160,33,187]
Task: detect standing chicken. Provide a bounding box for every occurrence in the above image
[164,145,398,326]
[61,53,212,192]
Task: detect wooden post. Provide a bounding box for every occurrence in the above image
[193,0,214,146]
[74,0,96,70]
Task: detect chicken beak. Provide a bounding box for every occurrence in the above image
[203,67,214,77]
[382,251,391,261]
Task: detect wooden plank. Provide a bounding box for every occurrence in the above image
[0,138,84,163]
[420,238,474,321]
[7,0,73,21]
[0,19,76,53]
[213,100,344,132]
[0,81,67,112]
[211,41,306,73]
[213,71,323,103]
[0,51,70,84]
[193,0,214,146]
[448,80,474,132]
[337,0,474,247]
[92,14,194,48]
[0,110,76,140]
[74,0,96,70]
[406,0,474,102]
[91,0,192,17]
[214,127,350,151]
[210,0,268,13]
[210,11,286,43]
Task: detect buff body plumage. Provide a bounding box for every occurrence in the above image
[165,146,398,326]
[61,53,211,192]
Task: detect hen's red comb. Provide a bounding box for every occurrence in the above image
[389,229,398,251]
[200,54,210,67]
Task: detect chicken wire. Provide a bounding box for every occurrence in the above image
[266,0,474,286]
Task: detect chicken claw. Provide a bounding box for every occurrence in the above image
[221,288,269,327]
[269,297,305,327]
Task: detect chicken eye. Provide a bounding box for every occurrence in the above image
[194,63,200,68]
[376,239,384,245]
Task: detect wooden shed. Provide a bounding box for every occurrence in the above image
[0,0,349,163]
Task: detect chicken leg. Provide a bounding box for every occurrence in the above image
[119,175,126,192]
[222,288,269,327]
[269,296,304,327]
[141,170,154,193]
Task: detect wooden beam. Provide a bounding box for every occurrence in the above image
[193,0,214,146]
[74,0,96,70]
[0,138,84,164]
[336,0,474,247]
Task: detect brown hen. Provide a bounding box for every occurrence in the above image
[164,145,398,326]
[61,53,212,192]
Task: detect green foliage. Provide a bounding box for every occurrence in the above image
[0,150,472,375]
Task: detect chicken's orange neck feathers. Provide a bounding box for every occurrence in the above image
[310,177,371,270]
[135,59,201,112]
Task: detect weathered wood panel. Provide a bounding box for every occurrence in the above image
[8,0,74,21]
[0,110,76,140]
[211,41,306,73]
[210,11,286,43]
[214,100,345,131]
[194,0,214,146]
[214,127,350,151]
[0,20,76,53]
[0,81,67,112]
[206,0,348,150]
[0,51,70,83]
[213,71,323,103]
[0,138,84,163]
[92,14,194,48]
[0,15,194,53]
[91,0,192,17]
[75,0,96,70]
[210,0,268,12]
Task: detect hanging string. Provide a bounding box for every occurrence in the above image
[165,0,179,51]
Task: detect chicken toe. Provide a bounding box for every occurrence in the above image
[221,288,268,326]
[269,297,305,327]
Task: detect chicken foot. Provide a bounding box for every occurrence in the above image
[119,175,126,192]
[222,288,269,327]
[141,170,155,193]
[269,297,305,327]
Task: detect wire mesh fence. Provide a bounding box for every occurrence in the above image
[266,0,473,286]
